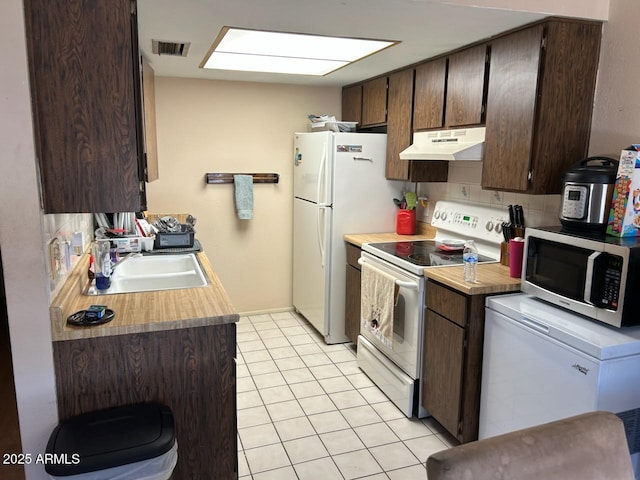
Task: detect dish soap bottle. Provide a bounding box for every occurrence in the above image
[463,240,478,283]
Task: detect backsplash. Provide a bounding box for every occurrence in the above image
[416,161,562,228]
[42,213,93,299]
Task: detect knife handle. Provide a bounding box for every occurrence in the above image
[514,205,525,227]
[508,205,515,224]
[501,222,510,242]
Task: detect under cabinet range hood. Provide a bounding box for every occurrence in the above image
[399,127,485,161]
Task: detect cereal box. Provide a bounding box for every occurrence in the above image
[606,145,640,237]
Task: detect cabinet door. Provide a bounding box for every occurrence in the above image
[141,56,159,182]
[25,0,144,213]
[361,77,388,126]
[482,25,543,192]
[342,84,362,124]
[53,324,238,479]
[445,44,487,127]
[413,58,446,130]
[385,70,414,180]
[345,264,361,344]
[528,20,601,194]
[423,310,465,438]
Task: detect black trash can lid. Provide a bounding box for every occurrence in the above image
[45,403,175,477]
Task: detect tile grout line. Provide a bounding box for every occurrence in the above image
[237,311,443,479]
[239,312,347,479]
[238,311,438,479]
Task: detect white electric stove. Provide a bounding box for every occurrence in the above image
[362,200,508,273]
[357,201,509,418]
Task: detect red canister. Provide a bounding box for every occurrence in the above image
[396,209,416,235]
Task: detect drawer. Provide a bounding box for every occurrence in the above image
[426,280,467,327]
[345,243,362,269]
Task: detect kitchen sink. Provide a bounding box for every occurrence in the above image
[85,253,208,295]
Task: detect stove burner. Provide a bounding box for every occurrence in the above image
[364,240,496,268]
[407,253,430,264]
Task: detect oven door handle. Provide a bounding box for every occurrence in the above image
[357,257,419,290]
[583,251,601,305]
[394,279,418,289]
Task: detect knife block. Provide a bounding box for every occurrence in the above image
[500,242,510,266]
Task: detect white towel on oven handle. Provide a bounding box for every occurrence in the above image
[360,262,398,348]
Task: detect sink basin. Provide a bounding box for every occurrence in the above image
[86,253,208,295]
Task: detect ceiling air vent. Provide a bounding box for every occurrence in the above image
[152,40,190,57]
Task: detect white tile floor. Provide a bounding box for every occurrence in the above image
[236,311,457,480]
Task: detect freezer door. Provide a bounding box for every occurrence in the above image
[479,308,600,439]
[293,198,331,336]
[293,132,333,204]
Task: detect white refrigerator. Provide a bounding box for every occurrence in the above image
[293,131,401,344]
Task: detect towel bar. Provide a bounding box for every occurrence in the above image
[205,173,279,184]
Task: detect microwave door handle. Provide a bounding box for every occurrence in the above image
[583,251,601,304]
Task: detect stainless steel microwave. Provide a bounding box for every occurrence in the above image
[522,226,640,328]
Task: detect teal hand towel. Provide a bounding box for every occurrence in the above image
[234,175,254,220]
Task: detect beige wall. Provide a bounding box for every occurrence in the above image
[589,0,640,156]
[1,1,58,478]
[146,78,341,313]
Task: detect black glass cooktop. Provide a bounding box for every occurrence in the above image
[366,240,496,267]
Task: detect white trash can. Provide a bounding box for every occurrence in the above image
[45,403,177,480]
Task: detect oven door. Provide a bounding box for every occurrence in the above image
[357,252,424,379]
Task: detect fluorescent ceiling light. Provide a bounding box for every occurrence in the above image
[201,27,397,76]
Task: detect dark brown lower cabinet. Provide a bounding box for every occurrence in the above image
[423,309,465,436]
[52,323,237,479]
[422,281,487,443]
[345,243,362,344]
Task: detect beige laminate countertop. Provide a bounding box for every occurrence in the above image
[425,263,521,295]
[344,223,436,247]
[344,227,521,296]
[50,251,239,341]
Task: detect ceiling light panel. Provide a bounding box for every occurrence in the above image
[201,27,397,76]
[204,52,347,75]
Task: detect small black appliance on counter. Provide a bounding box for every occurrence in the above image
[559,156,619,231]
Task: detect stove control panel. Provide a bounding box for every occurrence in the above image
[431,201,508,245]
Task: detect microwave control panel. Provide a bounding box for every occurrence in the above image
[590,253,623,310]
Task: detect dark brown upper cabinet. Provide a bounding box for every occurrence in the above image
[386,69,414,180]
[413,58,447,131]
[386,69,448,182]
[24,0,148,213]
[413,45,487,132]
[445,44,488,128]
[482,20,601,193]
[361,77,388,127]
[341,84,362,125]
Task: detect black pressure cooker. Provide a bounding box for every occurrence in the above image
[559,156,619,230]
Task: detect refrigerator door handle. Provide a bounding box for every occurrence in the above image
[317,205,328,268]
[353,156,374,162]
[316,140,328,205]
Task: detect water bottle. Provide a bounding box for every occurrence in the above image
[463,240,478,282]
